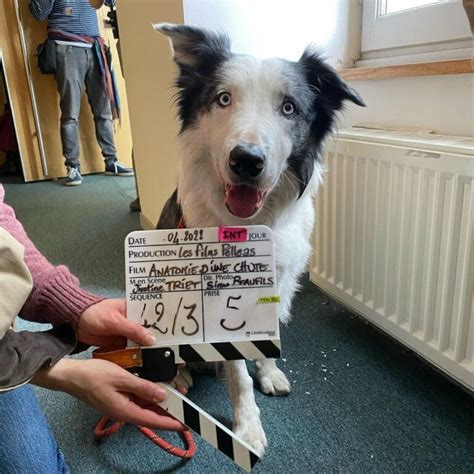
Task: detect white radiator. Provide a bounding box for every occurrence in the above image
[310,128,474,391]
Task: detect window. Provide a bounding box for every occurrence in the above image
[361,0,472,65]
[381,0,450,15]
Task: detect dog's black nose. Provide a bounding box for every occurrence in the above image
[229,145,265,179]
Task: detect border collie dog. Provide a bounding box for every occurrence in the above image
[154,23,364,455]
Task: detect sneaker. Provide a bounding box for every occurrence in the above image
[64,167,82,186]
[105,161,134,177]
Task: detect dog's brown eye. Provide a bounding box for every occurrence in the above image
[282,101,295,116]
[217,92,232,107]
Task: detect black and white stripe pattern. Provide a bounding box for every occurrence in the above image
[160,339,281,363]
[158,383,260,472]
[29,0,116,36]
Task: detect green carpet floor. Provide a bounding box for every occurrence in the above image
[3,175,473,473]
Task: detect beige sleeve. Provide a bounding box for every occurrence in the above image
[0,227,33,340]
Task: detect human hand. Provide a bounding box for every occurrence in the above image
[32,358,185,431]
[78,299,190,395]
[77,299,156,348]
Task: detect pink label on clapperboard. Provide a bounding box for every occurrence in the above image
[218,226,248,242]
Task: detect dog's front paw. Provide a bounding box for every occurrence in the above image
[170,366,193,393]
[257,367,291,396]
[234,417,268,457]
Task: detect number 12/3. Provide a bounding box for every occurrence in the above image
[139,293,247,339]
[141,298,200,337]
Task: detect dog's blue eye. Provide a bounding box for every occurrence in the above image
[217,92,232,107]
[282,101,295,116]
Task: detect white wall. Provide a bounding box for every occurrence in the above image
[347,0,473,137]
[343,74,474,137]
[183,0,362,68]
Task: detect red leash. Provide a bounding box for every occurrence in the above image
[94,416,196,459]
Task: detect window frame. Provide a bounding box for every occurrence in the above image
[361,0,472,63]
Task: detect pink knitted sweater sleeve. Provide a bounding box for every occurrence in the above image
[0,184,102,327]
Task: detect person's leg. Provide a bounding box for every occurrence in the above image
[84,48,117,168]
[84,48,133,176]
[55,45,88,176]
[0,385,69,473]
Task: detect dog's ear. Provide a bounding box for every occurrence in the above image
[298,47,366,110]
[297,47,365,147]
[153,23,230,70]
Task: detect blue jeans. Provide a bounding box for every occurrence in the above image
[0,385,69,473]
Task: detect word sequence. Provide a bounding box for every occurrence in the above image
[125,226,279,346]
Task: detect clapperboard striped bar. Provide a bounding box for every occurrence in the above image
[159,338,281,364]
[158,383,260,472]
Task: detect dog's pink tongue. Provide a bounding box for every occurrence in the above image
[226,185,259,218]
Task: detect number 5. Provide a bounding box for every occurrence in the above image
[220,295,246,331]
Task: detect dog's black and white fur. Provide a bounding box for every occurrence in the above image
[154,23,364,455]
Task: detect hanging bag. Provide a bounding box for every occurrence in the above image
[35,38,57,75]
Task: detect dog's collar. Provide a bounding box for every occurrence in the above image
[177,215,186,228]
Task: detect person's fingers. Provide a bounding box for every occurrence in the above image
[138,403,187,431]
[107,316,156,346]
[123,404,186,431]
[117,371,165,403]
[112,373,185,430]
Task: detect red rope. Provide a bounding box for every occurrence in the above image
[94,416,196,459]
[94,417,123,438]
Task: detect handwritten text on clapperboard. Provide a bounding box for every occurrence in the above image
[125,226,279,346]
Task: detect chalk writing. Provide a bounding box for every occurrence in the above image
[142,298,200,337]
[220,295,246,331]
[125,226,279,345]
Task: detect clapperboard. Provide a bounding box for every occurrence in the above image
[124,225,281,471]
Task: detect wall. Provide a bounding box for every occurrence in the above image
[342,74,474,137]
[184,0,361,68]
[117,0,184,229]
[344,1,473,138]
